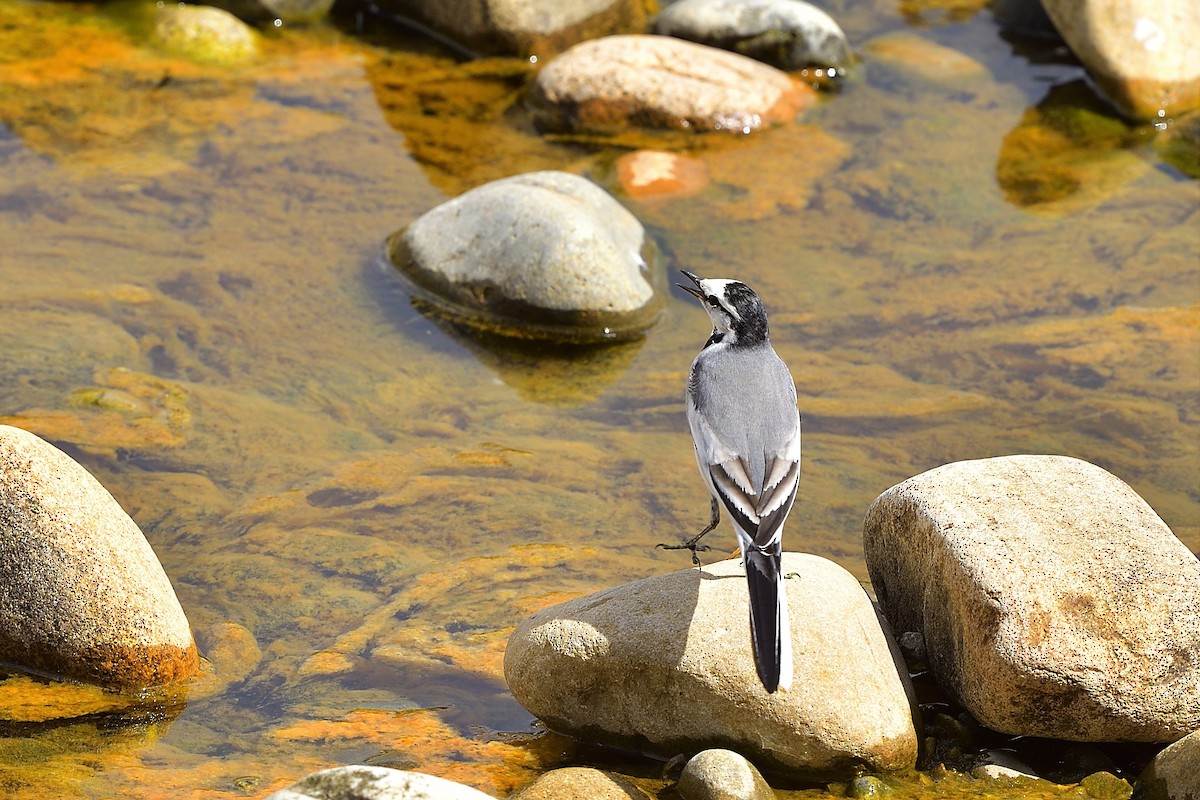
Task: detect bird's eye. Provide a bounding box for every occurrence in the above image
[707,296,719,306]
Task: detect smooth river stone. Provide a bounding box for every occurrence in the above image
[530,34,814,134]
[0,424,198,689]
[864,455,1200,742]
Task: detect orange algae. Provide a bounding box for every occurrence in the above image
[271,708,540,796]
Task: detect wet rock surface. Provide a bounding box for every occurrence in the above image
[654,0,852,70]
[864,455,1200,742]
[1040,0,1200,118]
[388,170,661,343]
[152,3,258,65]
[0,424,198,689]
[367,0,652,57]
[504,553,918,778]
[530,34,814,134]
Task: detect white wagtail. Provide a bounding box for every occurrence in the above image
[659,270,801,693]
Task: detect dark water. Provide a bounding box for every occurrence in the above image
[0,0,1196,797]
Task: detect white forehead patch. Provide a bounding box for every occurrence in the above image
[698,278,742,320]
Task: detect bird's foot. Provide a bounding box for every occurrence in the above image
[656,539,712,568]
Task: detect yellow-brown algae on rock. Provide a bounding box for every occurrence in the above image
[152,3,258,66]
[0,425,199,689]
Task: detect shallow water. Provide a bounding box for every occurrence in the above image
[0,0,1196,797]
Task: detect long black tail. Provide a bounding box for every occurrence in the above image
[745,543,792,692]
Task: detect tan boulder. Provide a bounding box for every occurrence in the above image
[531,35,814,134]
[864,455,1200,742]
[504,553,918,779]
[1040,0,1200,118]
[0,425,197,689]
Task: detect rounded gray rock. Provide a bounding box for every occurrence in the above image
[655,0,853,70]
[530,35,813,134]
[388,171,661,344]
[0,425,198,688]
[504,553,918,779]
[1139,730,1200,800]
[863,455,1200,742]
[677,749,774,800]
[264,766,495,799]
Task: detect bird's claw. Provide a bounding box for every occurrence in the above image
[656,540,712,569]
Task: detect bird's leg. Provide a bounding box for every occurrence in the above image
[656,497,720,567]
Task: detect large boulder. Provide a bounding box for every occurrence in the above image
[654,0,852,71]
[0,425,198,689]
[863,455,1200,742]
[388,171,661,344]
[530,35,814,134]
[1040,0,1200,119]
[504,553,918,779]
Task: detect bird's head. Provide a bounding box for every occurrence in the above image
[678,270,769,346]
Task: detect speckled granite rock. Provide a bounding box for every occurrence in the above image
[505,553,918,779]
[530,35,814,134]
[0,425,198,689]
[864,455,1200,742]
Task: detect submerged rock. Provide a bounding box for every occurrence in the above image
[530,35,814,134]
[654,0,852,71]
[0,425,198,689]
[366,0,652,57]
[388,171,662,344]
[1040,0,1200,119]
[264,765,495,799]
[152,3,258,65]
[504,553,918,779]
[863,455,1200,742]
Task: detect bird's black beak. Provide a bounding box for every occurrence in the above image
[677,269,704,300]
